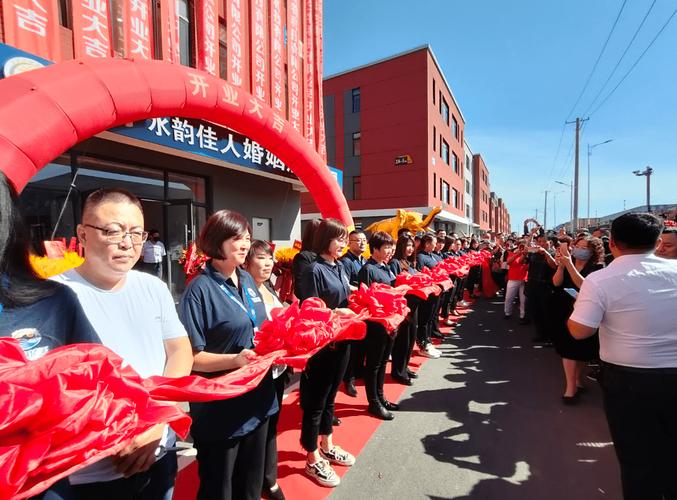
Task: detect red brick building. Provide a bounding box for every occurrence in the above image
[303,45,473,233]
[472,154,491,232]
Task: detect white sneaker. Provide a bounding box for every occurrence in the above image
[305,459,340,487]
[458,300,470,308]
[320,445,356,466]
[421,344,441,359]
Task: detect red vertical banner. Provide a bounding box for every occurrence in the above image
[287,0,302,133]
[250,0,268,104]
[270,0,286,117]
[197,0,218,75]
[123,0,153,60]
[227,0,244,86]
[72,0,113,58]
[161,0,180,63]
[2,0,61,61]
[313,0,326,159]
[303,0,315,147]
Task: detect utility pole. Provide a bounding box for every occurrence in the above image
[566,117,589,232]
[633,166,654,212]
[543,190,549,230]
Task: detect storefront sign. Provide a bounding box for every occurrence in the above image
[2,0,61,61]
[270,0,285,117]
[72,0,113,58]
[303,0,315,147]
[250,0,268,104]
[395,155,413,166]
[160,0,180,63]
[123,0,153,60]
[196,0,218,75]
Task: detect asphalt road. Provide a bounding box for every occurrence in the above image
[330,297,621,500]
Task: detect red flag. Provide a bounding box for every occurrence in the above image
[250,0,268,104]
[72,0,113,58]
[196,0,218,75]
[270,0,286,116]
[2,0,61,61]
[286,0,302,133]
[313,0,327,160]
[226,0,245,87]
[303,0,315,147]
[123,0,153,60]
[160,0,180,63]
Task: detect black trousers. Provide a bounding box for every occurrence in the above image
[263,369,291,490]
[71,452,177,500]
[599,362,677,500]
[343,339,366,383]
[417,294,439,346]
[466,265,481,293]
[363,322,395,405]
[525,282,552,339]
[194,419,269,500]
[299,342,350,451]
[392,296,420,379]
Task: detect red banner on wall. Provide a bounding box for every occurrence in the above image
[287,0,302,133]
[196,0,218,75]
[313,0,326,160]
[303,0,315,147]
[227,0,244,87]
[250,0,268,104]
[2,0,61,61]
[72,0,113,58]
[123,0,153,60]
[270,0,286,117]
[161,0,180,63]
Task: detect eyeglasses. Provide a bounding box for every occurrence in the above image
[349,239,367,243]
[85,224,148,245]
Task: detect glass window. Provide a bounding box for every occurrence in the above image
[441,97,449,125]
[433,126,436,151]
[352,88,361,113]
[453,188,459,209]
[432,79,436,104]
[178,0,194,67]
[168,171,207,203]
[352,132,361,156]
[441,140,449,165]
[219,19,228,80]
[76,157,166,201]
[442,181,450,205]
[433,173,437,198]
[452,152,459,173]
[466,155,471,171]
[353,176,361,200]
[452,115,459,140]
[466,204,471,218]
[58,0,71,28]
[466,180,470,194]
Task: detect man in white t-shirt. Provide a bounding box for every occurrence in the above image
[141,229,166,279]
[53,188,193,500]
[568,213,677,500]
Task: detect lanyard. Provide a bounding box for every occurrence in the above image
[217,281,257,327]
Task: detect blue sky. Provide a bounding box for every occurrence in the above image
[323,0,677,231]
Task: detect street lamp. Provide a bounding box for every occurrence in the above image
[587,139,613,226]
[555,180,573,232]
[633,166,654,212]
[553,190,564,229]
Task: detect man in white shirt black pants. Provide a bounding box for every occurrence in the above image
[568,213,677,500]
[141,229,166,280]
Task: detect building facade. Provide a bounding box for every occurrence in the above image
[1,0,330,299]
[472,154,491,232]
[303,45,476,234]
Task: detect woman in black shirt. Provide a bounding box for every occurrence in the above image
[415,234,442,359]
[292,218,321,301]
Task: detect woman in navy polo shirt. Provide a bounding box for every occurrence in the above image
[296,218,356,488]
[415,234,442,359]
[179,210,278,500]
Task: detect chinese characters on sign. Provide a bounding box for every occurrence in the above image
[145,117,294,178]
[197,0,218,75]
[251,0,268,104]
[73,0,112,58]
[287,0,302,133]
[123,0,153,60]
[270,0,286,117]
[227,0,244,87]
[303,0,315,147]
[3,0,61,61]
[313,0,327,160]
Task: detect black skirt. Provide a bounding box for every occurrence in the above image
[549,289,599,361]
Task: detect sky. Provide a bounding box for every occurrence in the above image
[322,0,677,231]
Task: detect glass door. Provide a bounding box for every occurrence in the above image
[166,200,195,301]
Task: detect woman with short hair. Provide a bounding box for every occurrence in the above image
[415,235,442,359]
[179,210,278,500]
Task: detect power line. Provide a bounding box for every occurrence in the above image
[544,122,568,188]
[564,0,628,121]
[589,5,677,117]
[582,0,657,117]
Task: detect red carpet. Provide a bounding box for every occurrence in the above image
[173,301,474,499]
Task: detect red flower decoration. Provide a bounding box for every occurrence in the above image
[347,283,411,333]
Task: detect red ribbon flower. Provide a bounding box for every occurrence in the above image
[347,283,411,333]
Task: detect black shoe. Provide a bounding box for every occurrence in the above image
[561,393,580,406]
[368,403,394,420]
[262,484,286,500]
[382,400,400,411]
[431,331,445,340]
[504,314,512,320]
[344,381,358,397]
[576,386,588,395]
[332,416,341,426]
[519,317,530,325]
[392,375,413,386]
[407,370,419,379]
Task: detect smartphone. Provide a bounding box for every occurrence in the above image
[564,288,578,299]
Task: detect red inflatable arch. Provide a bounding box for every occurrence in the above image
[0,58,353,227]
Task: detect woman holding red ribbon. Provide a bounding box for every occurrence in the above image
[179,210,278,500]
[296,218,357,488]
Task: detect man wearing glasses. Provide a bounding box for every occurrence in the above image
[53,188,193,500]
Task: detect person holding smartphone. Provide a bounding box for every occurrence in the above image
[551,236,605,404]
